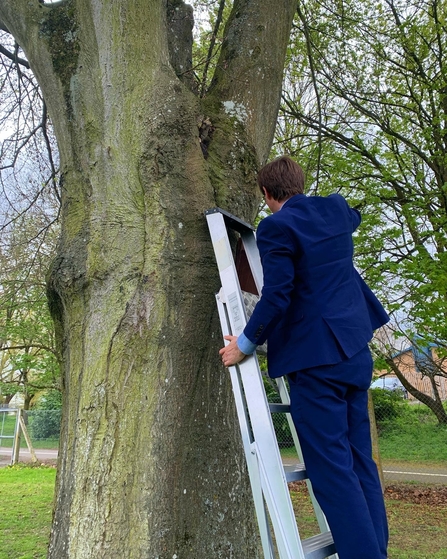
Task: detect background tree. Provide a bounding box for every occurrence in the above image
[0,1,296,557]
[0,214,60,408]
[277,0,447,419]
[0,27,60,407]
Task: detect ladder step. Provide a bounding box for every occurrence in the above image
[268,403,291,413]
[284,463,307,482]
[302,531,336,559]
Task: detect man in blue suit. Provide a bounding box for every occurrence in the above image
[220,156,389,559]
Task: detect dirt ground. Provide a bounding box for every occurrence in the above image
[385,483,447,505]
[290,480,447,558]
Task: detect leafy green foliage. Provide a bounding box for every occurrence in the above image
[371,387,408,423]
[28,409,61,441]
[278,0,447,343]
[275,0,447,415]
[27,389,62,440]
[0,214,60,406]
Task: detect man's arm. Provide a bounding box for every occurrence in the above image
[242,217,297,345]
[220,216,297,366]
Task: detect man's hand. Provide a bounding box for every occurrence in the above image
[219,335,246,367]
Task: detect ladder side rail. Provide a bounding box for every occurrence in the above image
[207,212,303,558]
[216,293,275,559]
[237,359,303,559]
[253,440,307,559]
[206,212,247,338]
[275,378,338,559]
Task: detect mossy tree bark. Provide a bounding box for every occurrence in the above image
[0,1,296,556]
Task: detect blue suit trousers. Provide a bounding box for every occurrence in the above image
[288,345,388,559]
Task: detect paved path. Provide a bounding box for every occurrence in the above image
[0,447,58,467]
[2,448,446,484]
[283,456,447,484]
[382,460,447,485]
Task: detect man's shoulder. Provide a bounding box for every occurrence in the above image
[257,212,278,233]
[311,192,348,205]
[284,192,347,207]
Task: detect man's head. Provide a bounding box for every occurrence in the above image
[257,156,305,203]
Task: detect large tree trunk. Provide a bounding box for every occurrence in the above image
[0,1,295,556]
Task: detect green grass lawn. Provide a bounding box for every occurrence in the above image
[1,466,446,558]
[377,416,447,463]
[0,465,56,559]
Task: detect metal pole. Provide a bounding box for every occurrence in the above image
[11,409,22,465]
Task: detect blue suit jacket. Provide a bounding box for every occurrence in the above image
[243,193,389,377]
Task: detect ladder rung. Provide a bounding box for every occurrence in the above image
[284,463,307,482]
[302,531,336,559]
[268,403,291,413]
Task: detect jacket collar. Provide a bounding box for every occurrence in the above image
[281,193,306,210]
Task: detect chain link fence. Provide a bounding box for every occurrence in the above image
[0,407,61,465]
[264,374,447,485]
[2,375,446,485]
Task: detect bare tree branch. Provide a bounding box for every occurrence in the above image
[199,0,226,97]
[0,42,29,68]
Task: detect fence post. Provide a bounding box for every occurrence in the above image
[11,409,22,465]
[368,391,385,490]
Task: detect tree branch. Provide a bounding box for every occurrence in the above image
[0,42,29,68]
[209,0,297,164]
[166,0,196,92]
[296,1,323,192]
[0,344,59,357]
[0,1,73,152]
[41,100,61,203]
[0,1,37,44]
[199,0,225,97]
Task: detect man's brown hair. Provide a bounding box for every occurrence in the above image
[257,155,305,201]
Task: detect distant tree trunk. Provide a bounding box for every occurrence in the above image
[23,380,32,411]
[387,359,447,425]
[0,1,296,557]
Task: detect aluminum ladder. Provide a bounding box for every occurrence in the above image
[205,207,338,559]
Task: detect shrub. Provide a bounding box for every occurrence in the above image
[28,390,62,440]
[370,387,407,423]
[28,410,61,440]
